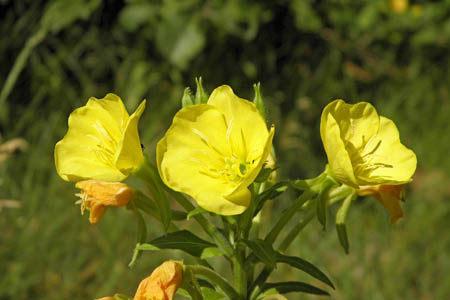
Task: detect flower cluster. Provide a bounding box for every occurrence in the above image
[54,80,417,299]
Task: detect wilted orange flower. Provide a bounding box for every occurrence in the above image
[75,180,134,224]
[134,261,183,300]
[358,185,404,223]
[95,297,115,300]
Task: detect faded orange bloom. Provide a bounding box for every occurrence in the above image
[358,185,404,223]
[134,261,183,300]
[95,297,115,300]
[75,180,134,224]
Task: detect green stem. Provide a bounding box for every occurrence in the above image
[279,210,315,252]
[232,244,247,300]
[0,28,47,124]
[189,265,240,300]
[264,190,313,245]
[248,267,271,300]
[182,283,203,300]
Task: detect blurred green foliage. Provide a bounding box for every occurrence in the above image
[1,0,449,299]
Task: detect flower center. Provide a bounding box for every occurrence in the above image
[86,121,119,167]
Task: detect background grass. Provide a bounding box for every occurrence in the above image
[1,0,450,299]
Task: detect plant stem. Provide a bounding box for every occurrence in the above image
[264,190,313,245]
[232,243,247,300]
[189,265,240,300]
[0,28,47,124]
[182,283,203,300]
[279,210,315,252]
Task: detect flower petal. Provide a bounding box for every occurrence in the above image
[320,110,358,187]
[324,100,380,151]
[115,100,146,173]
[196,187,250,215]
[359,117,417,185]
[208,85,269,161]
[157,105,235,198]
[55,94,131,182]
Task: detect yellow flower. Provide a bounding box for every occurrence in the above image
[55,94,146,182]
[390,0,408,14]
[320,99,416,221]
[75,180,134,224]
[157,85,274,215]
[358,185,404,223]
[134,261,183,300]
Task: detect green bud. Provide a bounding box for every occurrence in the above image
[181,87,194,107]
[253,82,266,120]
[195,77,208,104]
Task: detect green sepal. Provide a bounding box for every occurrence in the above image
[253,82,266,120]
[195,77,208,104]
[276,253,334,289]
[182,87,195,107]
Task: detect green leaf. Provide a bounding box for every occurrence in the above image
[254,163,276,183]
[137,243,160,251]
[262,281,329,296]
[147,230,215,257]
[253,82,266,120]
[187,206,208,220]
[276,253,334,289]
[242,239,277,269]
[200,247,224,260]
[336,193,354,254]
[128,205,147,268]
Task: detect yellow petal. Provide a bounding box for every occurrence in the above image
[232,125,275,194]
[55,94,145,182]
[208,85,269,161]
[360,116,417,185]
[115,100,146,173]
[320,109,358,187]
[196,188,251,215]
[323,99,380,151]
[157,105,234,197]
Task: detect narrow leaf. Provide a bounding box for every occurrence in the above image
[255,182,288,215]
[242,239,277,269]
[316,190,328,230]
[276,253,334,289]
[262,281,329,296]
[336,193,354,254]
[149,230,215,257]
[201,247,224,259]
